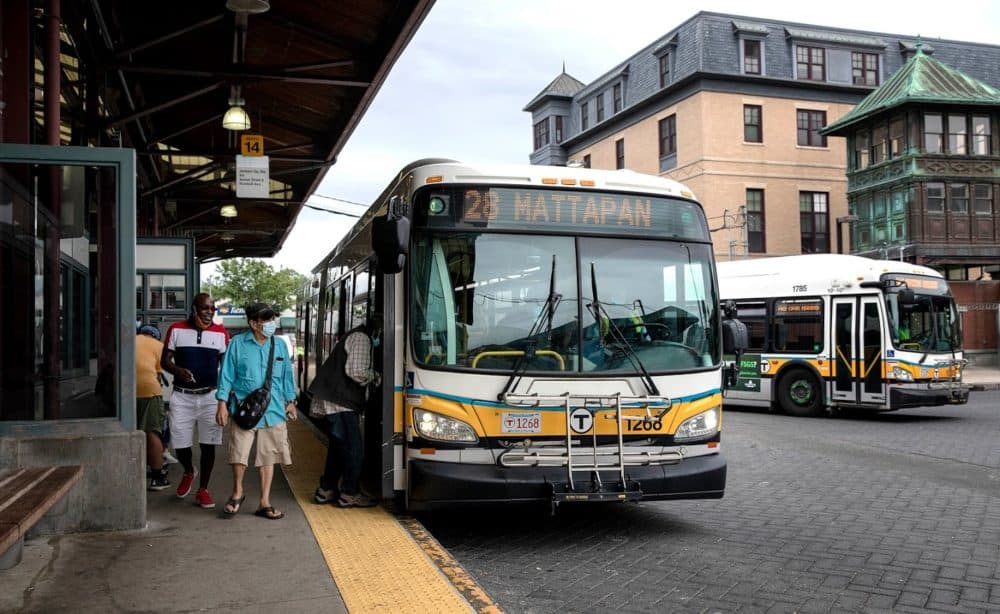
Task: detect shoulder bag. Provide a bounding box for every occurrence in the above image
[230,338,275,430]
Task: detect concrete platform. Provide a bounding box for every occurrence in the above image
[0,443,349,614]
[0,419,490,614]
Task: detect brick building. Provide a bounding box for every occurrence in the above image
[524,12,1000,267]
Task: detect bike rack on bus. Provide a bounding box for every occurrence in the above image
[498,392,678,510]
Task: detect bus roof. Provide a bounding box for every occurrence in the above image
[311,159,700,274]
[717,254,945,300]
[405,161,698,200]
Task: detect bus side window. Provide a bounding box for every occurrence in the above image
[773,324,787,351]
[734,301,767,351]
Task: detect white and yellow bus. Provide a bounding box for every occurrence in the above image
[298,159,746,510]
[717,254,970,416]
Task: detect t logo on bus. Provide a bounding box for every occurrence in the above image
[570,408,594,434]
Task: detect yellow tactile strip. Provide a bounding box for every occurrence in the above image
[282,418,479,613]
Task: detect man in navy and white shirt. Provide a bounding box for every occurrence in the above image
[161,293,229,509]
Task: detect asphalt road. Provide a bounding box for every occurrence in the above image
[419,391,1000,613]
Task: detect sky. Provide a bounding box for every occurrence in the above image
[208,0,1000,279]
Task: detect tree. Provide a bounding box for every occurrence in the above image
[207,258,307,312]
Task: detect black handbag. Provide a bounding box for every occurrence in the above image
[230,338,275,430]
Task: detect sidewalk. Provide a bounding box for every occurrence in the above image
[963,363,1000,391]
[0,419,484,614]
[1,445,348,613]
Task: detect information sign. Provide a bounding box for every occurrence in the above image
[235,155,269,198]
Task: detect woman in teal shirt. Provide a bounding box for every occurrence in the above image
[215,302,298,519]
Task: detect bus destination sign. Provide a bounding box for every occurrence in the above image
[456,187,708,240]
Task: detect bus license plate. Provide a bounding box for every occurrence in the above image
[501,412,541,433]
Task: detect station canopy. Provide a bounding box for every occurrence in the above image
[56,0,433,261]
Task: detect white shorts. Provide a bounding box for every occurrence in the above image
[169,389,222,448]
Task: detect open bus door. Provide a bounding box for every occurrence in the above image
[831,296,887,407]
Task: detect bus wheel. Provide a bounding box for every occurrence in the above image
[778,369,823,417]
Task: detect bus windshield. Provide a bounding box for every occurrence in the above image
[883,275,961,352]
[410,232,719,374]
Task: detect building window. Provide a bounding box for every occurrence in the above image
[948,114,968,155]
[582,154,591,169]
[658,115,676,157]
[613,83,622,114]
[746,189,765,253]
[596,94,605,123]
[555,116,564,143]
[926,112,992,155]
[890,117,905,157]
[949,183,969,213]
[581,102,589,131]
[796,45,825,81]
[855,130,869,169]
[743,39,761,75]
[924,113,943,153]
[872,124,887,164]
[972,116,991,155]
[659,54,670,87]
[926,183,945,214]
[615,138,625,169]
[974,184,993,215]
[797,110,827,147]
[851,52,879,85]
[799,192,829,253]
[533,118,549,150]
[743,105,762,143]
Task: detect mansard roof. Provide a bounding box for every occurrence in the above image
[823,46,1000,135]
[523,70,586,111]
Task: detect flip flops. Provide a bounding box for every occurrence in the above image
[223,495,245,515]
[253,506,284,520]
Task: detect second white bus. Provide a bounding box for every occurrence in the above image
[718,254,970,416]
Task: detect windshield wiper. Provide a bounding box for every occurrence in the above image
[498,255,562,400]
[587,263,659,396]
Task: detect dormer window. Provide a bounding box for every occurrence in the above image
[613,83,622,114]
[659,54,671,87]
[653,35,678,89]
[733,20,768,76]
[796,46,825,81]
[852,52,879,85]
[743,39,762,75]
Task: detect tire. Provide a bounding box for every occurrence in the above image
[778,368,823,417]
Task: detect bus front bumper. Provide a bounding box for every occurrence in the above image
[890,382,970,408]
[406,453,726,511]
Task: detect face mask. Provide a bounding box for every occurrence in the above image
[135,319,142,329]
[261,321,277,337]
[372,335,381,348]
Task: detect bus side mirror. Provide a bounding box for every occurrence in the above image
[721,317,748,391]
[372,215,410,275]
[898,288,915,305]
[721,317,748,355]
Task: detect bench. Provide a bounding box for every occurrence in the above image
[0,465,83,569]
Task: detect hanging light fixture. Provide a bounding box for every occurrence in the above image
[226,0,270,13]
[222,96,251,131]
[220,204,238,218]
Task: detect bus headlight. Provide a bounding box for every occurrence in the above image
[674,407,720,442]
[413,408,478,443]
[891,366,914,382]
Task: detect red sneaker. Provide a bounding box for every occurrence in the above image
[176,469,197,498]
[195,488,215,509]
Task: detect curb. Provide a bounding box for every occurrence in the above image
[969,383,1000,391]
